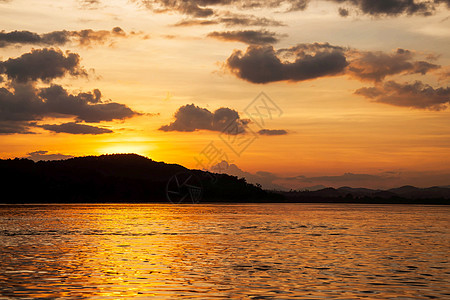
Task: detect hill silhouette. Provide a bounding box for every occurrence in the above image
[0,154,448,204]
[279,186,450,204]
[0,154,282,203]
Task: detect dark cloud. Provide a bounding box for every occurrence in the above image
[134,0,449,20]
[68,28,130,46]
[329,0,443,17]
[138,0,280,17]
[222,43,449,111]
[207,30,281,45]
[0,83,139,134]
[112,26,126,36]
[174,13,284,27]
[217,13,285,27]
[0,48,142,135]
[173,19,220,26]
[38,84,139,122]
[0,121,33,134]
[0,27,133,48]
[258,129,288,135]
[78,0,101,9]
[159,104,248,134]
[39,31,71,45]
[25,150,74,162]
[40,122,113,135]
[226,44,348,83]
[225,44,441,87]
[138,0,214,17]
[355,80,450,110]
[338,7,350,16]
[276,42,346,56]
[0,31,42,47]
[0,48,86,83]
[139,1,289,27]
[139,0,449,17]
[348,48,440,82]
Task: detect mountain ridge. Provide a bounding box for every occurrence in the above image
[0,154,281,203]
[0,154,449,204]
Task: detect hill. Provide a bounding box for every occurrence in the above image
[0,154,282,203]
[279,186,450,204]
[1,154,448,204]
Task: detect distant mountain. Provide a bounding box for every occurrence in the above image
[299,185,327,191]
[280,185,450,204]
[0,154,282,203]
[388,185,450,199]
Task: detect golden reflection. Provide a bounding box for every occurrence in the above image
[0,204,449,299]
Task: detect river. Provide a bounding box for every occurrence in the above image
[1,204,449,299]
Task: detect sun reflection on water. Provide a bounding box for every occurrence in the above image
[0,204,449,299]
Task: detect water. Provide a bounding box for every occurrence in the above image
[0,204,449,299]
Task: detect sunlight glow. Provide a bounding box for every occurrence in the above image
[99,143,155,157]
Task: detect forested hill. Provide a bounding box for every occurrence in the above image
[1,154,448,204]
[0,154,282,203]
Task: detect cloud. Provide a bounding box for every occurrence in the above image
[139,1,288,27]
[174,13,284,27]
[134,0,449,20]
[437,66,450,81]
[225,44,443,90]
[0,31,42,47]
[347,48,440,82]
[25,150,74,162]
[258,129,288,135]
[338,7,350,16]
[210,160,288,190]
[217,13,285,27]
[0,48,87,83]
[173,19,220,26]
[0,48,142,135]
[67,27,131,46]
[39,84,139,122]
[355,80,450,110]
[0,121,33,134]
[0,83,140,134]
[207,30,281,45]
[77,0,101,9]
[159,104,248,134]
[138,0,215,17]
[225,44,348,83]
[329,0,447,17]
[40,122,113,134]
[138,0,449,17]
[0,27,134,48]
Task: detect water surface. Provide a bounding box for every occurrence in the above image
[0,204,449,299]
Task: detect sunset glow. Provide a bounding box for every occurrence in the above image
[1,0,449,189]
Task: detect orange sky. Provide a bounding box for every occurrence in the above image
[0,0,449,189]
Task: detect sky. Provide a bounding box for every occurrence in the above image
[0,0,449,190]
